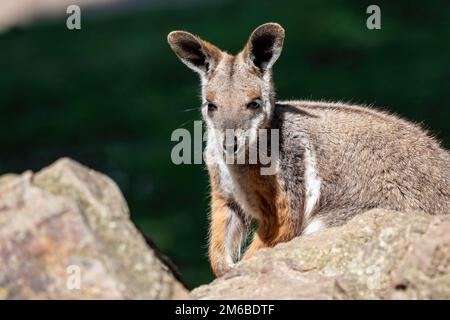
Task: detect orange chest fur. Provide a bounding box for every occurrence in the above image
[217,165,291,227]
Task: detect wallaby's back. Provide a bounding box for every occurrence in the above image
[275,100,450,227]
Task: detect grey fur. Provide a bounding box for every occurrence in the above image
[274,100,449,227]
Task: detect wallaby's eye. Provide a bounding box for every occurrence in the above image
[207,103,217,112]
[247,99,261,110]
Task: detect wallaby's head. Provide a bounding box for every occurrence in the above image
[168,23,285,155]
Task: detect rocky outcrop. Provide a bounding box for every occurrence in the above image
[0,158,188,299]
[1,158,448,300]
[192,209,450,299]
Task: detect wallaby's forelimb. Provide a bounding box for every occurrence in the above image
[209,181,248,276]
[243,203,302,260]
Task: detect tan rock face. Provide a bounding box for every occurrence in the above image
[0,158,188,300]
[1,157,448,300]
[192,209,450,300]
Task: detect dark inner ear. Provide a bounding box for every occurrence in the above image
[168,31,221,73]
[246,23,285,72]
[176,37,207,69]
[251,33,277,71]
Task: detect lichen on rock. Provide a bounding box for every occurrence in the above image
[1,157,448,300]
[0,158,188,300]
[192,209,450,299]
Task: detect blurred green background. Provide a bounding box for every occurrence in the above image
[0,0,449,288]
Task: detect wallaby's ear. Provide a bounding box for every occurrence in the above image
[167,31,222,75]
[243,23,285,73]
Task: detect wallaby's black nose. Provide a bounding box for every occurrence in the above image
[223,136,238,154]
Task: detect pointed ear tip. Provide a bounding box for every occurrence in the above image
[167,31,183,44]
[265,22,284,29]
[267,22,285,34]
[252,22,285,38]
[167,30,197,45]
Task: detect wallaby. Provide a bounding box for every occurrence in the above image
[168,23,450,276]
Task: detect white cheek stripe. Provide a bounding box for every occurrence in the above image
[299,134,321,221]
[248,113,265,147]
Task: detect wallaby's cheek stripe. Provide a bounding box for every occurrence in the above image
[248,113,265,148]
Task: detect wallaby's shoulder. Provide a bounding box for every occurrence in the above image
[276,99,404,122]
[274,99,449,164]
[275,99,437,136]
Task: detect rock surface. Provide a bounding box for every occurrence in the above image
[0,158,188,299]
[1,158,449,300]
[192,209,450,299]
